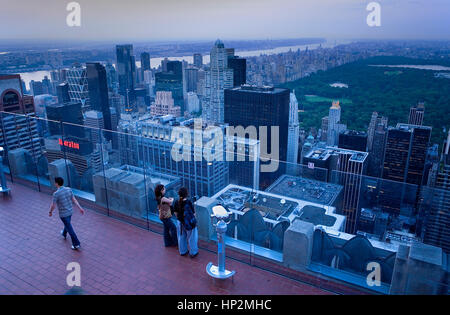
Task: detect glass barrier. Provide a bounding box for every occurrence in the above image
[2,110,448,295]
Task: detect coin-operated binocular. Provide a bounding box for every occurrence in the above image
[0,147,11,197]
[206,204,235,280]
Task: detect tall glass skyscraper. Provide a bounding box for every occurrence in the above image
[203,40,233,124]
[86,62,112,133]
[116,44,136,111]
[155,60,184,112]
[140,52,151,71]
[224,85,290,188]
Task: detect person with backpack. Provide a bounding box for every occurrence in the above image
[173,187,198,258]
[155,184,178,247]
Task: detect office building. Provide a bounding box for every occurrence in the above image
[45,102,84,138]
[227,56,247,87]
[423,132,450,253]
[118,115,229,197]
[105,62,118,93]
[226,135,260,189]
[0,74,42,160]
[338,130,368,152]
[185,66,199,93]
[326,101,347,146]
[140,52,151,71]
[321,116,329,142]
[367,122,388,178]
[155,60,184,112]
[303,146,368,234]
[224,85,290,188]
[30,80,44,96]
[287,92,299,173]
[116,44,136,111]
[67,65,90,110]
[203,40,234,124]
[185,92,200,114]
[382,123,432,185]
[193,53,203,69]
[150,91,181,117]
[408,102,425,126]
[380,123,432,216]
[56,83,70,104]
[86,62,112,133]
[84,110,104,144]
[367,112,388,151]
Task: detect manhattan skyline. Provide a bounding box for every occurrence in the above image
[1,0,449,42]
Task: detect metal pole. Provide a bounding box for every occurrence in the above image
[216,220,227,273]
[0,147,10,196]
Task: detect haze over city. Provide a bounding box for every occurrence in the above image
[1,0,449,41]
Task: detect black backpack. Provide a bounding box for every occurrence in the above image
[183,200,197,231]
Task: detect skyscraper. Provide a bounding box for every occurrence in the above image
[56,83,70,104]
[382,124,432,185]
[67,64,90,110]
[185,66,199,93]
[84,110,104,144]
[367,112,388,151]
[224,85,290,188]
[0,74,42,160]
[302,146,368,234]
[338,130,368,152]
[227,56,247,87]
[326,101,347,146]
[155,60,184,112]
[203,40,234,124]
[408,102,425,126]
[140,52,151,71]
[367,122,388,178]
[380,123,432,216]
[150,91,181,117]
[86,62,112,133]
[287,92,299,173]
[116,44,136,111]
[45,102,84,138]
[321,116,329,142]
[193,53,203,69]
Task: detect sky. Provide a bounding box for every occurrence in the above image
[0,0,449,42]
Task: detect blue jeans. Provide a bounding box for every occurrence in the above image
[176,220,198,256]
[161,217,178,247]
[60,215,80,247]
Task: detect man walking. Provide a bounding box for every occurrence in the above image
[49,177,85,250]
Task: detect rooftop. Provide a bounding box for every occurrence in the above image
[0,182,331,295]
[305,146,368,163]
[266,175,343,206]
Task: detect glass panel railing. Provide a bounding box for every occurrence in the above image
[0,112,42,190]
[2,110,449,295]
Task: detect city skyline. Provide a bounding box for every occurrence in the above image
[1,0,449,41]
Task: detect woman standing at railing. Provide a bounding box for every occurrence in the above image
[155,184,178,247]
[173,187,199,258]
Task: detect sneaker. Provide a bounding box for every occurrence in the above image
[71,245,81,250]
[60,230,66,240]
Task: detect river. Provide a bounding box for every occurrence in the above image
[19,40,345,90]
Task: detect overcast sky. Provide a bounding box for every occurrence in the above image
[0,0,449,41]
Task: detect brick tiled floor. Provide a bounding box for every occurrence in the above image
[0,182,332,295]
